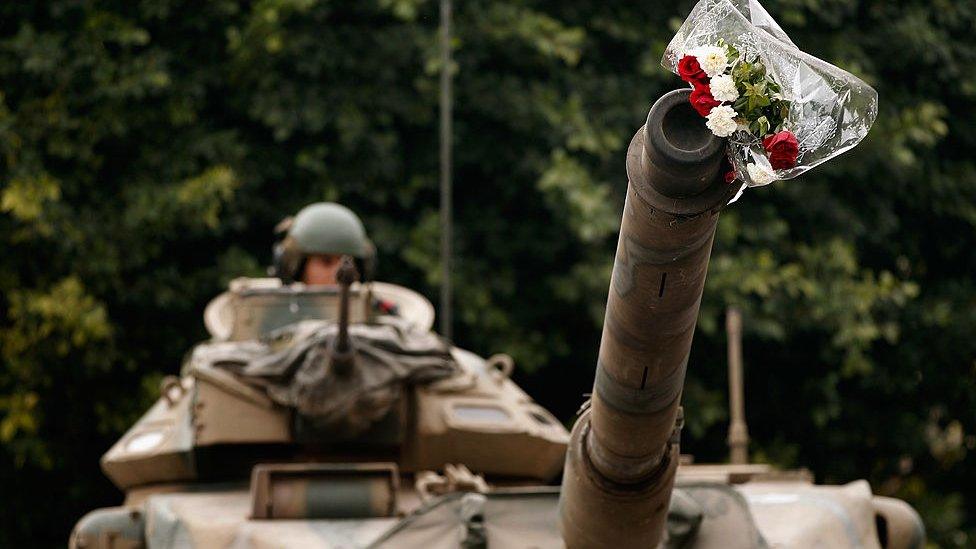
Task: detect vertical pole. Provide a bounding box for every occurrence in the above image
[439,0,453,341]
[726,307,749,464]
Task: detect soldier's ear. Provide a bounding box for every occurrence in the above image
[274,236,304,283]
[271,216,297,280]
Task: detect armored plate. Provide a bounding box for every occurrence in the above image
[369,281,436,332]
[204,278,435,341]
[74,478,909,549]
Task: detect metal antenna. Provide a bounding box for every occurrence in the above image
[726,307,749,464]
[439,0,453,340]
[331,256,360,376]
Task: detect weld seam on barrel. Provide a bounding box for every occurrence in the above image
[611,230,715,298]
[593,358,688,415]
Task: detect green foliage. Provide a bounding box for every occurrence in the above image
[0,0,974,547]
[1,173,61,223]
[727,49,788,136]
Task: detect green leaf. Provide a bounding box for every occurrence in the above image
[733,61,752,82]
[743,81,772,112]
[752,61,767,80]
[756,116,770,137]
[724,42,740,64]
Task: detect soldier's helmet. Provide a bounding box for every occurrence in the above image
[273,202,374,283]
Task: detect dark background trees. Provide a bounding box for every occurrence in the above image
[1,0,973,546]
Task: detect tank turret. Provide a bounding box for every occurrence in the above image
[558,88,736,548]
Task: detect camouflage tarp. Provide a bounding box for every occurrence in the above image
[187,319,458,436]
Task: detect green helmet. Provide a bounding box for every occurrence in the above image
[274,202,374,282]
[289,203,371,258]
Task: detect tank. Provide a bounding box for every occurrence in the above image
[70,90,925,549]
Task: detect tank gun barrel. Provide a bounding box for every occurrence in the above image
[558,89,733,548]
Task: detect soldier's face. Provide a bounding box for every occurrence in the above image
[302,254,342,286]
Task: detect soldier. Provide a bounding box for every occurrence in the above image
[273,202,373,286]
[273,202,398,315]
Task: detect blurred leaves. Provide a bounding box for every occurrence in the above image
[537,150,618,243]
[2,278,112,367]
[480,4,585,65]
[175,166,240,229]
[1,173,61,222]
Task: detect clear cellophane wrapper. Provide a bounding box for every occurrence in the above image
[663,0,878,188]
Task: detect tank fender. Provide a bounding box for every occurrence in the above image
[69,506,145,549]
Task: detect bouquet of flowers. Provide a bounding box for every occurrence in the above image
[663,0,878,192]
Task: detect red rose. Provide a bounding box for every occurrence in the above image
[725,170,737,184]
[678,55,709,86]
[689,84,720,117]
[763,131,800,170]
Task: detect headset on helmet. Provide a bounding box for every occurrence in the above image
[271,203,375,283]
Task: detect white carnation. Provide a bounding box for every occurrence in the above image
[705,105,738,137]
[710,74,739,102]
[696,46,728,78]
[746,162,778,186]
